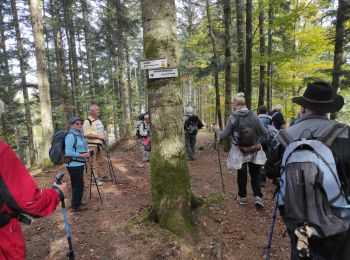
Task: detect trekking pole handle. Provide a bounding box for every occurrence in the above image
[55,172,65,185]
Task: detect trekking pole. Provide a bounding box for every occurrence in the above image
[216,137,225,194]
[54,172,75,260]
[88,151,103,204]
[103,141,117,185]
[266,191,279,260]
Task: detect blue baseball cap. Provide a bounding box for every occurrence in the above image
[68,116,83,125]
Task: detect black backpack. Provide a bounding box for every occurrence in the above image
[184,115,199,135]
[49,131,77,165]
[233,112,259,147]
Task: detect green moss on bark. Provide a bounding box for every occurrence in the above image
[150,130,193,236]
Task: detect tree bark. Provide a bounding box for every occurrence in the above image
[141,0,193,236]
[10,0,36,166]
[63,0,81,114]
[50,0,71,121]
[223,0,232,151]
[81,0,96,100]
[331,0,349,92]
[236,0,246,94]
[206,0,223,129]
[258,0,265,107]
[245,0,253,109]
[28,0,54,167]
[266,0,273,111]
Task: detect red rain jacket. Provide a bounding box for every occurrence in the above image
[0,141,60,259]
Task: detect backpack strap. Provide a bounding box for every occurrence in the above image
[86,118,97,126]
[278,129,293,148]
[320,123,348,147]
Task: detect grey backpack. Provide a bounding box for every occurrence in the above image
[277,123,350,237]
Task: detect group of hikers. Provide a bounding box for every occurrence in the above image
[0,80,350,259]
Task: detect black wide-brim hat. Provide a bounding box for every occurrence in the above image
[292,81,344,113]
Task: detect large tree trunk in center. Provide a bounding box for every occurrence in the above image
[141,0,193,236]
[28,0,54,167]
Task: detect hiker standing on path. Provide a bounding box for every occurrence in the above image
[139,113,151,162]
[0,99,65,259]
[83,104,108,186]
[184,106,204,161]
[65,116,90,212]
[212,93,268,208]
[269,104,286,130]
[265,81,350,260]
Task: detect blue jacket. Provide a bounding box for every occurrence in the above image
[64,129,88,167]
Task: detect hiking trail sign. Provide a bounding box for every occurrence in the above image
[140,58,167,70]
[148,68,178,79]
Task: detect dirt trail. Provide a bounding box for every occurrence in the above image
[25,132,289,259]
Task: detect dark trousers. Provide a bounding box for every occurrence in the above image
[185,133,197,159]
[67,165,84,209]
[237,162,262,198]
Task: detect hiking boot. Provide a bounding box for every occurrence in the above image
[101,175,113,181]
[71,206,88,212]
[236,195,247,205]
[254,196,264,208]
[92,178,103,186]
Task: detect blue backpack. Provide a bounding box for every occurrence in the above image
[259,115,278,149]
[277,124,350,238]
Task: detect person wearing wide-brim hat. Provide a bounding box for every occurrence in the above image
[265,81,350,260]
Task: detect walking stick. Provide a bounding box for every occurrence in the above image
[88,150,103,204]
[216,137,225,194]
[266,191,279,260]
[102,141,117,185]
[54,172,74,260]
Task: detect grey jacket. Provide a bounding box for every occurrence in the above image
[214,108,268,141]
[265,114,350,196]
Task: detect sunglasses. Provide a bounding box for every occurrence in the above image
[74,122,83,125]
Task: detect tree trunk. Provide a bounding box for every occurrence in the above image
[125,44,133,118]
[236,0,246,94]
[141,0,193,236]
[63,1,81,114]
[10,0,35,167]
[81,0,96,101]
[245,0,252,109]
[223,0,232,152]
[332,0,349,92]
[206,0,223,129]
[50,0,71,121]
[28,0,54,167]
[258,0,265,107]
[266,0,273,111]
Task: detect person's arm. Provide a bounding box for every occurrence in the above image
[0,143,60,217]
[212,116,236,139]
[198,118,204,129]
[65,134,89,158]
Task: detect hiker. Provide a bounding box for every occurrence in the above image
[139,113,151,162]
[65,116,90,212]
[212,93,268,208]
[257,105,273,186]
[265,81,350,260]
[183,106,204,161]
[0,98,65,259]
[269,104,286,130]
[83,104,109,186]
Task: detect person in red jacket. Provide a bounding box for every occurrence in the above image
[0,99,64,259]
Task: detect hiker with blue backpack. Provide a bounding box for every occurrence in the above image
[265,81,350,260]
[258,105,278,186]
[65,116,90,212]
[212,93,268,208]
[184,106,204,161]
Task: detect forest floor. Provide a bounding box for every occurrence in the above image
[24,131,290,260]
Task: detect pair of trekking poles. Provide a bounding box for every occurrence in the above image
[86,141,118,204]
